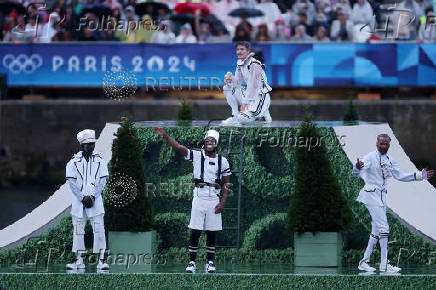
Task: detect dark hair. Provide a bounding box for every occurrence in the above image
[235,41,251,50]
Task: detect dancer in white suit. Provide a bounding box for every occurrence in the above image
[222,41,272,125]
[65,129,110,271]
[353,134,434,273]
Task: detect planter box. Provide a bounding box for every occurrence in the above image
[294,232,342,267]
[108,231,157,269]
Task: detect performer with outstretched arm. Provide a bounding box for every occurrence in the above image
[353,133,434,273]
[153,127,231,273]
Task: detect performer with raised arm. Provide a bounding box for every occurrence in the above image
[353,134,434,273]
[153,127,231,274]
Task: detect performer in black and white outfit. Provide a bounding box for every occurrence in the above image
[221,41,272,125]
[353,134,434,273]
[153,127,231,274]
[65,129,110,271]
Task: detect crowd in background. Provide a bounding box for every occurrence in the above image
[1,0,435,43]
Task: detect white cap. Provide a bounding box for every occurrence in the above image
[205,129,219,144]
[77,129,96,144]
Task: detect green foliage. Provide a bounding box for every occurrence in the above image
[242,213,292,250]
[153,213,190,250]
[343,98,359,125]
[2,273,436,289]
[287,119,353,233]
[3,127,436,267]
[177,99,193,125]
[104,118,153,232]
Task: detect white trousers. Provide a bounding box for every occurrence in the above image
[362,204,389,265]
[72,213,106,254]
[223,85,271,124]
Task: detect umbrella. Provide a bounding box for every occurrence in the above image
[135,2,169,18]
[170,13,227,36]
[0,1,26,15]
[174,2,210,15]
[228,8,264,18]
[82,4,112,17]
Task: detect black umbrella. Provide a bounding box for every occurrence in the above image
[82,4,112,17]
[0,1,26,15]
[135,2,169,18]
[228,8,264,18]
[170,13,227,36]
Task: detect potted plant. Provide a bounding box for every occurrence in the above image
[104,117,155,269]
[287,116,352,267]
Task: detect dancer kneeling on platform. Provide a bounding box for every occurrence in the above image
[353,133,434,273]
[153,127,231,274]
[221,41,272,125]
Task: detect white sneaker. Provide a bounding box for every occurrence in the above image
[185,261,196,273]
[97,259,109,270]
[380,262,401,273]
[205,261,216,273]
[358,259,376,272]
[66,259,85,270]
[221,116,240,126]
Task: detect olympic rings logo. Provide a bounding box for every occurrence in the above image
[2,54,43,74]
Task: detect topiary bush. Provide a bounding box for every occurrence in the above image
[343,98,359,125]
[104,117,153,232]
[153,213,190,250]
[242,213,292,250]
[287,118,352,233]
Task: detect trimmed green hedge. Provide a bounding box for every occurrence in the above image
[242,213,291,250]
[1,273,436,289]
[1,126,435,267]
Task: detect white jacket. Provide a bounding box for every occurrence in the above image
[352,150,424,206]
[231,53,272,105]
[66,151,109,218]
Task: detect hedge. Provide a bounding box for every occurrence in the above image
[1,273,436,289]
[1,126,435,267]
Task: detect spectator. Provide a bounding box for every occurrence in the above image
[255,23,270,42]
[352,0,373,26]
[40,12,60,43]
[313,10,329,32]
[235,16,253,34]
[333,0,352,18]
[418,11,436,42]
[272,18,291,41]
[291,24,312,41]
[25,15,42,42]
[175,23,197,43]
[105,0,122,10]
[292,12,313,36]
[232,25,251,41]
[330,12,353,41]
[152,20,175,43]
[52,22,72,41]
[104,26,120,41]
[314,26,330,41]
[293,0,316,24]
[78,25,97,41]
[71,0,83,16]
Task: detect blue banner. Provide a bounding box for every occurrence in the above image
[0,43,435,87]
